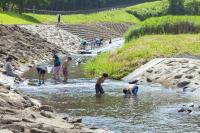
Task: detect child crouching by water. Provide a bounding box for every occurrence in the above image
[4,57,23,82]
[95,73,109,95]
[123,80,139,97]
[62,57,72,83]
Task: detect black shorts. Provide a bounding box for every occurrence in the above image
[37,68,46,74]
[95,84,104,94]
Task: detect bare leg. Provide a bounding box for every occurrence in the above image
[41,74,45,84]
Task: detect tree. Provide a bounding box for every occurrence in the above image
[168,0,185,15]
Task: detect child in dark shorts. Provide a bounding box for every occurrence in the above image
[95,73,108,95]
[36,64,47,86]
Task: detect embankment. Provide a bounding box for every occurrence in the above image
[123,58,200,92]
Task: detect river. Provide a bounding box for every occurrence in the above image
[13,40,200,133]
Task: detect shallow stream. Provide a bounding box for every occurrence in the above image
[15,52,200,133]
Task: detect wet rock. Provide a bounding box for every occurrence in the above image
[177,81,190,88]
[40,111,53,118]
[174,75,182,79]
[90,127,98,130]
[2,124,24,132]
[62,116,69,121]
[146,78,152,83]
[39,105,53,112]
[13,89,21,94]
[68,117,82,123]
[30,128,50,133]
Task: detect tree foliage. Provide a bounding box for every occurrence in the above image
[0,0,155,13]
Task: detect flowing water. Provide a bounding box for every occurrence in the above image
[15,52,200,133]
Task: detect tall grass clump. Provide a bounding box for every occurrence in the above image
[85,34,200,79]
[125,16,200,42]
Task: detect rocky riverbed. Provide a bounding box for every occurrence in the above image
[19,25,80,52]
[0,25,61,70]
[123,58,200,92]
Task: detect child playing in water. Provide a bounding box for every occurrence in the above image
[123,80,139,96]
[62,57,72,83]
[95,73,109,95]
[36,63,47,86]
[4,57,23,82]
[52,50,61,81]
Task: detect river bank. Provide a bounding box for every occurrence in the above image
[123,57,200,93]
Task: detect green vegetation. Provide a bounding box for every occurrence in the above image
[85,34,200,79]
[61,10,139,24]
[125,0,200,20]
[125,16,200,42]
[125,1,169,20]
[0,12,40,24]
[0,0,153,13]
[0,9,139,24]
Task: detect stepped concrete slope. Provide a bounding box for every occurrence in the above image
[123,58,200,93]
[0,25,60,68]
[59,23,132,42]
[20,25,80,52]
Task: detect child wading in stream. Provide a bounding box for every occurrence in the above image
[36,63,47,86]
[123,80,139,97]
[52,50,61,81]
[95,73,109,95]
[62,57,72,83]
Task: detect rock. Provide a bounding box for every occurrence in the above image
[31,114,36,119]
[40,111,53,118]
[13,89,21,94]
[68,117,82,123]
[185,75,193,79]
[146,78,152,82]
[177,81,190,88]
[174,75,182,79]
[90,127,98,130]
[2,124,24,132]
[22,118,34,123]
[30,128,50,133]
[39,105,53,112]
[146,70,153,73]
[0,118,21,124]
[62,116,69,121]
[0,129,14,133]
[52,128,67,133]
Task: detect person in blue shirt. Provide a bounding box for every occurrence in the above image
[52,50,61,81]
[123,80,139,96]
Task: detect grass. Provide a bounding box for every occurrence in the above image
[0,12,40,24]
[125,0,169,20]
[85,34,200,79]
[125,15,200,42]
[0,9,139,24]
